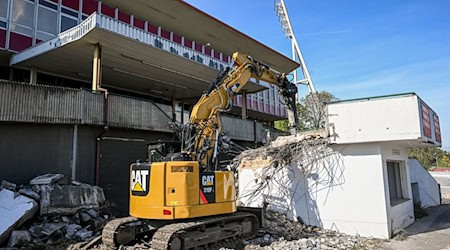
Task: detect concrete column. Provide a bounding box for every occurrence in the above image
[30,67,37,84]
[92,43,102,91]
[241,90,247,119]
[180,102,185,124]
[172,97,177,122]
[71,124,78,181]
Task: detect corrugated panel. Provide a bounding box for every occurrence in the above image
[0,81,174,133]
[108,94,173,132]
[81,90,104,125]
[0,80,81,123]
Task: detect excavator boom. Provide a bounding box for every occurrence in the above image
[189,52,298,168]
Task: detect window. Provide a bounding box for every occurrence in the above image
[0,0,8,20]
[387,161,407,205]
[11,0,35,36]
[60,15,77,32]
[38,6,57,35]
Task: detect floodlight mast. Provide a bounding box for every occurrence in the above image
[275,0,316,95]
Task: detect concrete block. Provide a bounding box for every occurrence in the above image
[18,189,40,201]
[0,189,38,245]
[29,174,64,185]
[1,180,16,191]
[7,230,31,247]
[39,184,105,215]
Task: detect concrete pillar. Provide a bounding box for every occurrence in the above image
[30,67,37,84]
[241,90,247,119]
[92,43,102,91]
[180,102,185,124]
[71,124,78,181]
[172,97,177,122]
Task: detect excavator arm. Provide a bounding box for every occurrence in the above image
[188,52,298,169]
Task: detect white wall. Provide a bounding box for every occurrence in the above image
[238,143,392,238]
[380,143,415,237]
[327,95,422,144]
[409,158,441,208]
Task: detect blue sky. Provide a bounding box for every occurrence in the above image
[185,0,450,151]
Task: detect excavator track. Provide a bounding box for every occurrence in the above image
[102,216,143,249]
[150,212,259,250]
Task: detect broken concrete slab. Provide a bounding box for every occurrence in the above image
[39,184,105,215]
[29,174,64,185]
[0,189,38,245]
[1,180,17,191]
[79,212,91,223]
[7,230,32,247]
[75,228,93,240]
[269,128,328,148]
[65,224,82,239]
[18,189,40,201]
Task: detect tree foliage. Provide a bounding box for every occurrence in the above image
[275,91,338,131]
[409,147,450,169]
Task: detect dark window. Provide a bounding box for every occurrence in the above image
[39,0,57,10]
[60,16,77,32]
[62,7,78,17]
[387,161,405,205]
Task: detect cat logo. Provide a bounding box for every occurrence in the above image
[202,175,214,186]
[131,168,150,196]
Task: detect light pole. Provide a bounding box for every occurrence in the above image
[274,0,317,98]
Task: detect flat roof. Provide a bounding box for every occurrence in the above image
[327,92,417,104]
[102,0,300,73]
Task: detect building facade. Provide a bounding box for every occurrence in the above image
[0,0,298,214]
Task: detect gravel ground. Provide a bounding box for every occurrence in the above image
[220,210,385,250]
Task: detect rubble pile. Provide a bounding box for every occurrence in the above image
[243,211,384,250]
[0,174,115,249]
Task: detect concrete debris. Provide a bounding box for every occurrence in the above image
[39,183,105,215]
[65,224,82,238]
[75,228,93,240]
[18,188,41,201]
[79,212,91,223]
[0,189,38,245]
[242,211,383,250]
[1,180,17,191]
[269,128,328,148]
[29,173,64,185]
[0,174,115,249]
[7,230,32,247]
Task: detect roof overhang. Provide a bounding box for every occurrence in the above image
[10,13,267,100]
[102,0,300,73]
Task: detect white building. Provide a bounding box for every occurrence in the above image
[238,93,442,238]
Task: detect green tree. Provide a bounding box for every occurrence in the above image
[409,147,448,170]
[440,154,450,168]
[275,91,338,131]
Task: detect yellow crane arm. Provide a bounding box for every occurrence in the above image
[188,52,298,169]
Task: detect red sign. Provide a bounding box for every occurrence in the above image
[434,114,441,143]
[421,103,432,138]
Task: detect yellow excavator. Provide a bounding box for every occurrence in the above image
[101,52,298,249]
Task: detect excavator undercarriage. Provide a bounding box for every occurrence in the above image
[102,212,259,249]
